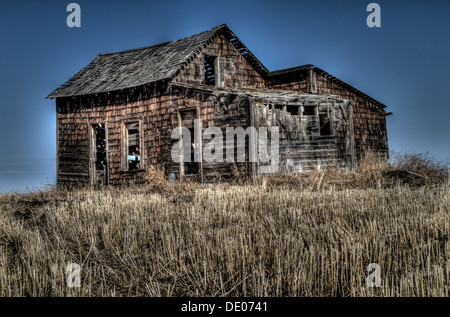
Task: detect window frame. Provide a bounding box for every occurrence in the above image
[121,119,144,172]
[319,112,333,136]
[203,54,219,86]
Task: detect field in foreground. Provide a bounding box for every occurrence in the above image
[0,184,448,297]
[0,154,449,297]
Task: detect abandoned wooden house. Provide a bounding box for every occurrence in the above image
[48,24,390,186]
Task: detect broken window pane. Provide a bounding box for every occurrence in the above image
[126,122,140,171]
[275,105,298,115]
[286,105,299,115]
[204,55,217,86]
[319,113,332,136]
[302,106,316,116]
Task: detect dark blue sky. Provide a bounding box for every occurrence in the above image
[0,0,449,191]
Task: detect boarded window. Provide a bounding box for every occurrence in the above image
[125,122,141,171]
[204,55,217,86]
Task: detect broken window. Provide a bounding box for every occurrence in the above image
[301,106,316,116]
[125,122,141,171]
[204,55,217,86]
[285,105,300,115]
[274,105,300,115]
[319,113,332,136]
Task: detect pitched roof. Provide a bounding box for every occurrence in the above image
[267,65,387,109]
[48,24,268,98]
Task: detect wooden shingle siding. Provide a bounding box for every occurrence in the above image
[166,86,250,182]
[314,72,388,161]
[57,81,174,186]
[174,34,266,90]
[252,97,353,173]
[266,67,389,162]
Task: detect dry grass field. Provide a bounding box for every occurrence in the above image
[0,152,448,297]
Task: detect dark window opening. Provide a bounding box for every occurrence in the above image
[126,122,140,171]
[302,106,316,116]
[204,55,217,86]
[93,124,106,171]
[274,105,299,115]
[286,106,299,115]
[319,114,332,136]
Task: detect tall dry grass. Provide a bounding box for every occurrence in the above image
[0,152,448,297]
[266,151,448,190]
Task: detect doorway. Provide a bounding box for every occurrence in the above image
[90,123,108,187]
[178,108,202,180]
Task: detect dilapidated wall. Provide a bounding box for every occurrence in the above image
[56,81,176,187]
[313,72,388,161]
[56,77,358,187]
[56,82,255,186]
[266,68,388,161]
[251,95,354,174]
[167,85,251,182]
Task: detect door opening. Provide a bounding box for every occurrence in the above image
[90,123,108,187]
[178,108,202,180]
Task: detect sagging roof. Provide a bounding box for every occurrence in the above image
[267,65,387,109]
[48,24,268,99]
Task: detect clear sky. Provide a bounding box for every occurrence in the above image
[0,0,449,192]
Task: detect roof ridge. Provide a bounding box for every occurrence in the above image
[98,41,171,56]
[268,64,314,76]
[97,24,228,57]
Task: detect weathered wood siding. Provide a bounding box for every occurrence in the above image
[167,85,250,182]
[266,70,388,161]
[265,70,309,92]
[56,81,176,186]
[56,82,252,186]
[174,34,265,89]
[252,97,353,173]
[313,72,388,161]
